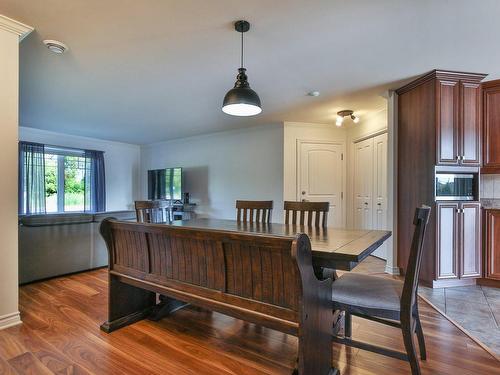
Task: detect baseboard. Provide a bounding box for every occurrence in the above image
[0,311,22,330]
[432,278,476,288]
[384,265,400,275]
[477,278,500,288]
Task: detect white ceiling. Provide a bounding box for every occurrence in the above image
[2,0,500,144]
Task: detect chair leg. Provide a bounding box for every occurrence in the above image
[344,312,352,338]
[414,315,426,360]
[401,316,421,375]
[413,304,427,360]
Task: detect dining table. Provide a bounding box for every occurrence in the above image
[169,218,392,275]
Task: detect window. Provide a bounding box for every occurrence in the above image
[19,142,106,215]
[44,149,87,213]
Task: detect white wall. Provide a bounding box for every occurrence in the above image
[0,16,32,330]
[19,127,141,211]
[283,122,347,225]
[140,124,284,222]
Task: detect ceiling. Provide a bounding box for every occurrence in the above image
[2,0,500,144]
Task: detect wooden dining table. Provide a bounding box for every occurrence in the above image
[169,218,392,275]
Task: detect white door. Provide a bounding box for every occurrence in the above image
[353,138,373,230]
[298,141,344,227]
[372,133,388,259]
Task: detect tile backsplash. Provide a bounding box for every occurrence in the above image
[480,174,500,198]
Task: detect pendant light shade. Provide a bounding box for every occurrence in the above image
[222,21,262,116]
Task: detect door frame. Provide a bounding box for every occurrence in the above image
[296,139,346,228]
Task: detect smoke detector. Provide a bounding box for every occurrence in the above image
[43,40,68,54]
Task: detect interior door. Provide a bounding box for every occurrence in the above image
[353,138,373,230]
[372,133,388,259]
[298,141,344,227]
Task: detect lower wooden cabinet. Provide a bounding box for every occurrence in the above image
[485,209,500,280]
[436,202,481,284]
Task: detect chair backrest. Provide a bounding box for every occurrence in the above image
[135,200,171,223]
[236,200,273,224]
[284,201,329,227]
[99,219,329,334]
[401,205,431,313]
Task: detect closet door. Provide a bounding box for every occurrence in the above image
[353,138,373,230]
[372,133,388,259]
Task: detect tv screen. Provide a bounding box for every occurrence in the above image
[148,167,183,200]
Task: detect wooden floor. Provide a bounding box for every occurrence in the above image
[0,259,499,375]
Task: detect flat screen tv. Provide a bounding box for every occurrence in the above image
[148,167,183,201]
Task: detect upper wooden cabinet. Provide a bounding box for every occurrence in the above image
[435,73,485,166]
[482,80,500,171]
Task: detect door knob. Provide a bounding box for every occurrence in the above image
[301,191,306,195]
[364,202,368,205]
[377,203,381,206]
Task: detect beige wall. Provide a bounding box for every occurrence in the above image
[0,16,32,329]
[283,122,347,226]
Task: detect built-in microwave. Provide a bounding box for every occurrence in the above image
[435,173,476,201]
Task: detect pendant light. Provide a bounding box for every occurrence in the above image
[222,20,262,116]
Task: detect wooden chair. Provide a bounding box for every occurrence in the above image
[331,206,431,375]
[236,200,273,224]
[99,219,335,374]
[135,200,171,223]
[284,201,329,227]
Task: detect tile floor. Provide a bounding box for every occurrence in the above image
[344,256,500,357]
[419,284,500,356]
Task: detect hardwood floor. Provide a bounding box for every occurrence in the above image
[0,259,499,375]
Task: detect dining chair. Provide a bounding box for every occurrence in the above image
[331,205,431,375]
[135,200,172,223]
[284,201,329,227]
[236,200,273,224]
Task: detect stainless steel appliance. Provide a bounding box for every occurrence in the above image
[435,173,476,201]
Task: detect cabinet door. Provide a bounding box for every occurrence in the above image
[483,85,500,168]
[436,80,459,165]
[485,210,500,280]
[459,203,481,278]
[436,203,459,279]
[460,82,481,165]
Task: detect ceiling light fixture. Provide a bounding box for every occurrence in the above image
[43,39,68,54]
[336,110,360,127]
[222,20,262,117]
[307,91,320,97]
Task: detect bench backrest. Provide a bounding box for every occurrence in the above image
[100,219,325,333]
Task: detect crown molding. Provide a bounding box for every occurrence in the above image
[0,15,34,41]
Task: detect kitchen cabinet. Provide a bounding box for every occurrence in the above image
[485,209,500,280]
[482,80,500,172]
[437,78,482,166]
[397,70,486,287]
[436,202,481,283]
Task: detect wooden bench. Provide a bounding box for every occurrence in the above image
[99,218,335,375]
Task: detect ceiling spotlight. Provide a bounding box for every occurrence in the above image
[336,110,360,126]
[336,115,343,127]
[307,91,320,97]
[43,40,68,54]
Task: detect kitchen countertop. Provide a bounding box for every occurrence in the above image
[481,199,500,209]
